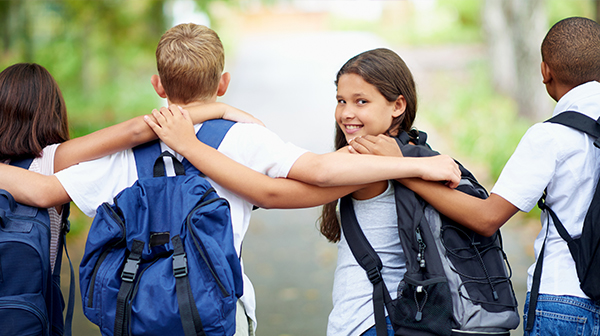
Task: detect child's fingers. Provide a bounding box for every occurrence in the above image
[178,106,192,121]
[144,115,161,132]
[152,108,168,125]
[348,137,371,154]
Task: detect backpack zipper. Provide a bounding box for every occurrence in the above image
[0,298,48,332]
[87,203,126,307]
[186,197,230,297]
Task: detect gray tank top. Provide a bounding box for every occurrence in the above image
[327,181,407,336]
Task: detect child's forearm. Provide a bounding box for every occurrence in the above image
[176,140,358,208]
[55,116,154,172]
[0,164,71,208]
[54,104,254,173]
[399,178,518,236]
[186,102,264,126]
[288,151,461,188]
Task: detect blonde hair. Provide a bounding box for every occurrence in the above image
[156,23,224,104]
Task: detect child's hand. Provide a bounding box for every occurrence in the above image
[348,135,403,157]
[222,104,265,126]
[144,106,198,155]
[184,102,265,126]
[420,155,461,189]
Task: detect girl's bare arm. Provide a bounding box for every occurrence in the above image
[54,103,262,172]
[145,106,361,208]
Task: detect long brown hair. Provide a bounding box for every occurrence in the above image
[319,48,418,243]
[0,63,69,161]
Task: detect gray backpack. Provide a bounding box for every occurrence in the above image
[340,130,520,336]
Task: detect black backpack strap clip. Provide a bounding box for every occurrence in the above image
[115,240,145,336]
[172,235,206,336]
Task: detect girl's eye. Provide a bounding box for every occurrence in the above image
[357,99,368,105]
[337,99,346,104]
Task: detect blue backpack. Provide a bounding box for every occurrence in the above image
[79,119,243,336]
[0,158,73,336]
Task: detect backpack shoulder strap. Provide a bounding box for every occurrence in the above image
[9,157,34,170]
[183,119,236,175]
[546,111,600,147]
[196,119,235,149]
[133,119,236,179]
[340,195,391,336]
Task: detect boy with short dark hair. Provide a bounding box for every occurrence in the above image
[384,16,600,335]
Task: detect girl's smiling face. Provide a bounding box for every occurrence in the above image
[335,73,405,143]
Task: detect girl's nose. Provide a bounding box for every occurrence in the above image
[340,106,355,120]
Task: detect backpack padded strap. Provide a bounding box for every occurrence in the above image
[340,195,391,336]
[196,119,235,148]
[9,157,34,170]
[133,119,236,179]
[546,111,600,148]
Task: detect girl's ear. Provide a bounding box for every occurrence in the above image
[392,95,407,118]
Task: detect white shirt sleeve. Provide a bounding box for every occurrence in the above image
[54,149,138,217]
[216,123,308,178]
[31,143,60,175]
[491,123,559,212]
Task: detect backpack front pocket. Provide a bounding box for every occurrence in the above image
[0,293,49,336]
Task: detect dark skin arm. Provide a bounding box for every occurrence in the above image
[349,135,519,237]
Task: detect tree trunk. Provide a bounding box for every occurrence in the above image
[482,0,551,121]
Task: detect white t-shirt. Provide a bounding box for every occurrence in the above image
[19,144,62,272]
[491,81,600,298]
[55,122,308,328]
[328,182,406,336]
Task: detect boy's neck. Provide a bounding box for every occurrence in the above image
[167,98,217,110]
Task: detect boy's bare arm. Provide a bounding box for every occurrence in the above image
[399,178,518,236]
[54,104,261,172]
[145,106,360,208]
[348,134,518,236]
[288,149,461,188]
[0,164,70,208]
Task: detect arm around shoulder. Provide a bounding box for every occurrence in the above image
[400,178,518,237]
[0,164,70,208]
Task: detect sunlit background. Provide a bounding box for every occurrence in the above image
[1,0,597,335]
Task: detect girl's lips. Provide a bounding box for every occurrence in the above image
[344,125,362,134]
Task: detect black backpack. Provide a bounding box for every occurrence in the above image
[340,130,520,336]
[0,158,74,336]
[526,111,600,331]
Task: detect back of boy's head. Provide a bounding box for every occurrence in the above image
[332,48,417,149]
[156,23,224,104]
[542,17,600,87]
[0,63,69,161]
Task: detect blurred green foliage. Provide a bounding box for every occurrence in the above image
[0,0,597,232]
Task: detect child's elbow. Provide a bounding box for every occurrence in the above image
[474,217,505,237]
[307,165,335,187]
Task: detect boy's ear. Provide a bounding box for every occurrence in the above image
[541,61,552,84]
[392,95,407,118]
[151,75,167,99]
[217,72,231,97]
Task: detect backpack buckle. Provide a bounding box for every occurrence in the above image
[172,254,188,278]
[366,267,382,284]
[121,258,140,282]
